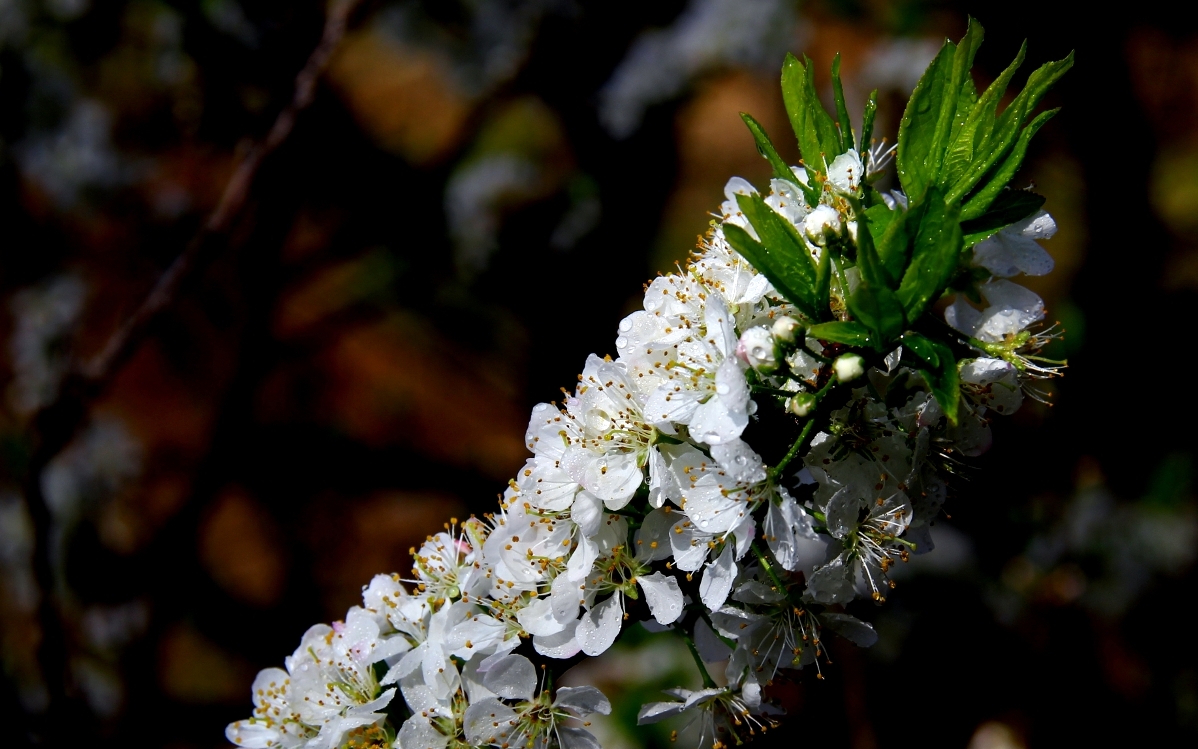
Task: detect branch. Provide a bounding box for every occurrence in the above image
[21,0,360,736]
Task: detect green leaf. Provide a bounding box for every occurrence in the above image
[725,195,825,320]
[896,189,963,320]
[850,200,894,290]
[814,236,832,312]
[950,52,1072,212]
[901,332,940,368]
[848,284,905,344]
[961,108,1058,221]
[724,223,814,318]
[737,192,819,283]
[941,42,1026,193]
[831,54,853,153]
[741,113,797,182]
[896,18,983,198]
[927,19,985,181]
[960,189,1045,246]
[866,199,923,283]
[897,42,953,197]
[948,76,979,147]
[917,339,960,426]
[781,53,841,175]
[858,89,878,154]
[808,321,872,347]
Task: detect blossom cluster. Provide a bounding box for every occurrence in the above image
[228,23,1068,749]
[226,148,1059,749]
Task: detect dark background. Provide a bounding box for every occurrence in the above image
[1,1,1196,747]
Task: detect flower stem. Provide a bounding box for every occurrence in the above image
[681,631,718,689]
[768,374,839,481]
[768,419,815,482]
[751,543,787,596]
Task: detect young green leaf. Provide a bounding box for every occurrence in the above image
[917,339,960,425]
[926,19,985,182]
[950,52,1073,212]
[941,41,1027,192]
[896,189,963,320]
[867,198,924,283]
[848,284,905,344]
[858,89,878,154]
[897,41,954,198]
[850,201,894,290]
[737,192,820,284]
[808,321,873,347]
[814,236,832,313]
[897,18,983,198]
[741,113,798,182]
[900,332,941,368]
[723,223,818,320]
[960,108,1058,221]
[831,54,853,154]
[780,53,841,175]
[960,189,1045,246]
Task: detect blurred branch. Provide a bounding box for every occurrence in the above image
[21,0,361,735]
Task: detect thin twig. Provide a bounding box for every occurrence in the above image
[79,0,357,388]
[21,0,359,735]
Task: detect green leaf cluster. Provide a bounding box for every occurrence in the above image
[896,18,1072,233]
[726,18,1070,426]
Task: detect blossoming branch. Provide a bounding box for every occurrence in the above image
[227,19,1072,749]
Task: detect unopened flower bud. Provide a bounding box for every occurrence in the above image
[789,392,818,417]
[833,353,865,382]
[737,326,777,372]
[771,317,801,343]
[804,205,842,246]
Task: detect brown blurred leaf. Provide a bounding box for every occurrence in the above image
[199,486,288,608]
[327,29,474,165]
[157,622,255,705]
[316,312,527,479]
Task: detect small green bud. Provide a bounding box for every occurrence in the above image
[771,317,802,344]
[833,353,865,382]
[789,392,818,417]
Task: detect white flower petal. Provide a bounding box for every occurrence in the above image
[554,685,612,716]
[693,617,733,662]
[464,697,518,746]
[975,280,1044,341]
[566,532,598,581]
[638,571,684,625]
[945,295,982,337]
[571,491,604,538]
[634,508,676,563]
[827,149,863,193]
[807,558,856,604]
[533,620,581,659]
[821,612,878,647]
[517,596,569,638]
[397,716,450,749]
[480,654,537,702]
[225,722,280,748]
[564,448,644,507]
[961,357,1023,415]
[710,439,766,484]
[576,594,623,656]
[699,543,736,612]
[558,727,603,749]
[637,700,683,725]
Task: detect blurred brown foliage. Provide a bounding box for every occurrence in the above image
[1,1,1197,748]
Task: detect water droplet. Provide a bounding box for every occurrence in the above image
[619,319,633,332]
[616,336,628,349]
